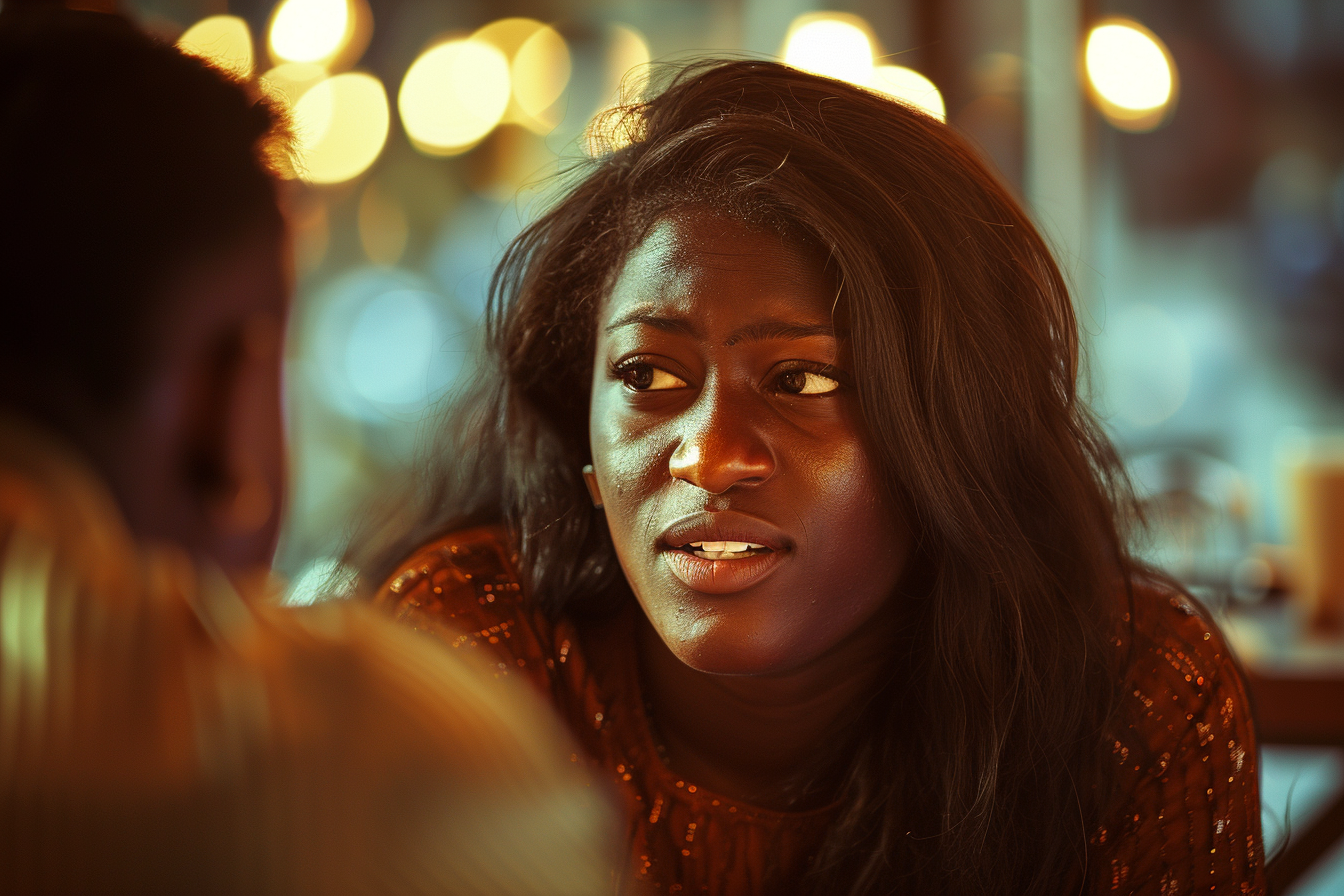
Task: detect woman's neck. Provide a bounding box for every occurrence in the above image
[635,603,898,811]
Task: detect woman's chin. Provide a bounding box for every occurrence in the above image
[658,616,814,677]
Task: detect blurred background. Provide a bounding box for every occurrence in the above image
[60,0,1344,890]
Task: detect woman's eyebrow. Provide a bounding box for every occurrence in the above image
[604,311,702,337]
[722,320,840,345]
[603,313,840,345]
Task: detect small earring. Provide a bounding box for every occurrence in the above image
[581,464,603,509]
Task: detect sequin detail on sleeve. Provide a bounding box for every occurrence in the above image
[374,527,558,694]
[1091,586,1267,895]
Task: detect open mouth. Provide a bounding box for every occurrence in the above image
[658,512,789,593]
[678,540,772,561]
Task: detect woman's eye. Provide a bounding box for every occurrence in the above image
[619,362,688,391]
[777,369,840,395]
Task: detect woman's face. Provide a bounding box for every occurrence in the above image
[588,208,910,675]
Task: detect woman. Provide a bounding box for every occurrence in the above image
[367,61,1265,894]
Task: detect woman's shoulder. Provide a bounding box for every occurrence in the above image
[1092,577,1265,893]
[1114,577,1259,785]
[374,526,561,692]
[1119,577,1253,728]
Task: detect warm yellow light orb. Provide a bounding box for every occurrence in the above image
[292,72,388,184]
[606,24,651,101]
[177,15,253,79]
[259,62,327,112]
[512,26,571,122]
[473,17,546,58]
[583,25,651,158]
[399,39,511,156]
[471,19,572,134]
[270,0,351,65]
[871,65,945,122]
[782,14,875,87]
[1084,18,1177,131]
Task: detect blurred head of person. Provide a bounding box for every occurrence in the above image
[0,17,617,896]
[0,5,290,578]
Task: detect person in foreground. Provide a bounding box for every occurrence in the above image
[0,9,612,893]
[366,61,1265,894]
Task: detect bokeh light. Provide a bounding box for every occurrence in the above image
[429,196,527,319]
[177,15,253,79]
[399,39,511,156]
[471,19,572,134]
[584,25,652,157]
[269,0,358,66]
[606,24,651,101]
[1253,148,1333,277]
[782,14,876,87]
[292,72,389,185]
[473,17,545,59]
[1097,303,1193,427]
[344,290,439,406]
[511,26,571,129]
[306,268,471,423]
[1084,18,1177,132]
[259,62,326,113]
[871,65,946,122]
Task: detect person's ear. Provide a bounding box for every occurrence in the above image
[182,313,285,572]
[581,464,603,509]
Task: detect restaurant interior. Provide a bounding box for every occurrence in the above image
[44,0,1344,890]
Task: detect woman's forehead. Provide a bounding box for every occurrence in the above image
[602,210,837,325]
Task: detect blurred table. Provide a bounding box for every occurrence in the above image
[1222,604,1344,892]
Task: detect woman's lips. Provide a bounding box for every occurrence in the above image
[662,546,786,594]
[657,511,792,594]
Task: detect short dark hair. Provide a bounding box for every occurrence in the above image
[0,7,286,415]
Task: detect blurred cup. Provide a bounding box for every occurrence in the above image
[1278,428,1344,632]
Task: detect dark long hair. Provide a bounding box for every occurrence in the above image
[358,60,1136,894]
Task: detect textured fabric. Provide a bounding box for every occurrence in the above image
[0,421,614,896]
[380,527,1267,895]
[1095,589,1266,894]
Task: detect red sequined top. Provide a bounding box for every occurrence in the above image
[377,527,1267,895]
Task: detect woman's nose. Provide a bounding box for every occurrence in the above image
[668,396,775,494]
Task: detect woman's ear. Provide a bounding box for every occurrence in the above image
[581,464,604,509]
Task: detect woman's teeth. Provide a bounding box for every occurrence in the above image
[684,540,767,560]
